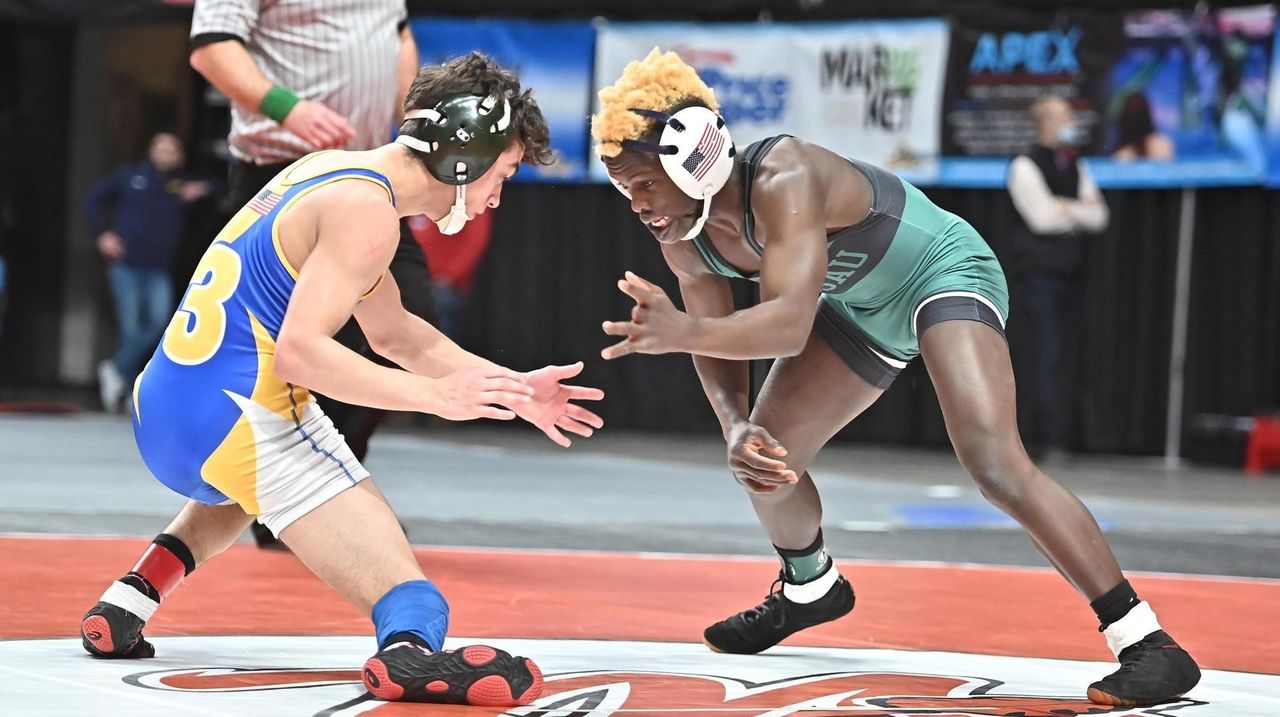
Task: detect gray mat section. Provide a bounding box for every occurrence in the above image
[2,414,1279,579]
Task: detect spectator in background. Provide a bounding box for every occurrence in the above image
[408,212,493,340]
[1007,96,1110,462]
[85,132,214,412]
[189,0,434,549]
[1112,92,1174,161]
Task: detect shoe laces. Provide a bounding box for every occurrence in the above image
[741,575,787,630]
[1114,638,1162,675]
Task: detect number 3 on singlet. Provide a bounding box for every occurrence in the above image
[162,243,242,365]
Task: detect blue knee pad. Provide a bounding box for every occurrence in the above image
[371,580,449,651]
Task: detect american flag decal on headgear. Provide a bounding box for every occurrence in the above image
[681,123,725,181]
[247,188,284,215]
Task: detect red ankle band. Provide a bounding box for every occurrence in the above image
[131,543,187,598]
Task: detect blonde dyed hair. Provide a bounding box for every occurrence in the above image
[592,48,718,158]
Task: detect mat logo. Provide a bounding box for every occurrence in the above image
[126,666,1201,716]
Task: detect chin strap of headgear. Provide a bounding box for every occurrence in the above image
[396,123,470,236]
[397,95,511,236]
[434,182,469,235]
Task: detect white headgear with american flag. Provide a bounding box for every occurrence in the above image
[621,105,735,241]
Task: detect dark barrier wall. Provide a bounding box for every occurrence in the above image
[0,25,74,384]
[465,183,1280,455]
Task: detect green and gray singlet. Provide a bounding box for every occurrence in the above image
[690,135,1010,388]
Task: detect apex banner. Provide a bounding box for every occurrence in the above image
[942,6,1276,188]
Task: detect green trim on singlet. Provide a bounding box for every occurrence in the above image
[739,136,790,257]
[688,135,791,283]
[690,232,751,280]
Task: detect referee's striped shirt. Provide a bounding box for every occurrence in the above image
[191,0,408,165]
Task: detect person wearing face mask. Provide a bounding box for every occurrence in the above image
[1007,96,1110,463]
[594,51,1192,709]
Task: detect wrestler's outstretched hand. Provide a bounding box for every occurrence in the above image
[508,362,605,447]
[601,272,692,359]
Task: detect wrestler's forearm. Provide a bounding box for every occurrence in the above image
[691,355,752,439]
[276,333,448,413]
[684,300,810,360]
[382,312,502,378]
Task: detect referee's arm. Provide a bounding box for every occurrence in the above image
[190,38,354,150]
[189,38,274,114]
[395,25,419,125]
[189,0,273,117]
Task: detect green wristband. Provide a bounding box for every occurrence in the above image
[260,84,301,123]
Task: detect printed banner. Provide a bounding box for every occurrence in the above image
[408,17,596,184]
[1264,12,1280,186]
[942,12,1118,159]
[592,20,950,185]
[942,6,1275,188]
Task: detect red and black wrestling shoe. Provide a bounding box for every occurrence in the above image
[80,600,155,659]
[362,641,543,706]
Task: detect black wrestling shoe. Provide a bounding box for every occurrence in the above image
[80,600,155,659]
[362,641,543,706]
[1088,630,1201,706]
[703,569,854,654]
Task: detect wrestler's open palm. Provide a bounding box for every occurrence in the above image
[509,362,605,447]
[431,367,531,422]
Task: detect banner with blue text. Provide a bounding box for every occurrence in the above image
[942,6,1275,189]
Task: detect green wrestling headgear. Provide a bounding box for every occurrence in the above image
[396,93,514,234]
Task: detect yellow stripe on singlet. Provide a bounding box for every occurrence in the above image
[269,173,395,282]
